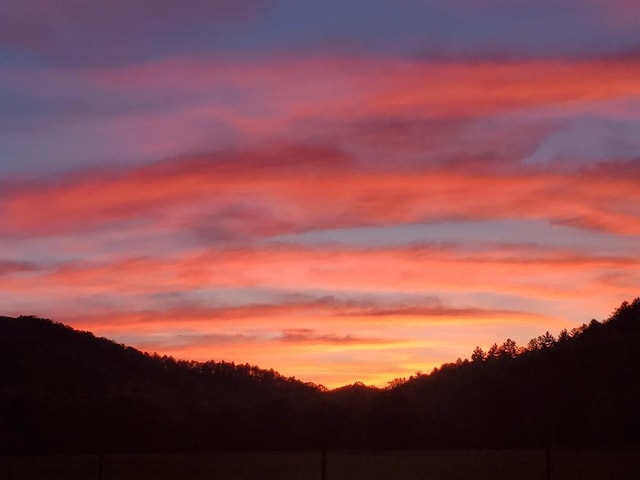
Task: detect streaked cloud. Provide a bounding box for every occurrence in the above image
[2,144,639,241]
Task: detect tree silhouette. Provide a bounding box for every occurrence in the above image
[498,338,518,358]
[537,331,556,349]
[486,343,500,360]
[557,328,570,343]
[471,346,486,362]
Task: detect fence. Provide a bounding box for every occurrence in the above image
[2,448,638,480]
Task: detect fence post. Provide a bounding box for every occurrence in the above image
[321,448,326,480]
[97,453,104,480]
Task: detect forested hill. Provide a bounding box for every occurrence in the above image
[0,315,322,454]
[1,298,639,454]
[354,298,640,449]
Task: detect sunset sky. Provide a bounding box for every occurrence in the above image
[1,0,639,388]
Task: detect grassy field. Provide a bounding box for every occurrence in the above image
[2,448,639,479]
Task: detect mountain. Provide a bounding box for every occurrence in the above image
[1,298,639,454]
[375,299,640,448]
[0,316,321,454]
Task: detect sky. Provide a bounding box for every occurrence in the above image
[1,0,639,388]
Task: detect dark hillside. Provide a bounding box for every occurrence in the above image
[322,298,640,449]
[1,298,639,454]
[0,316,321,454]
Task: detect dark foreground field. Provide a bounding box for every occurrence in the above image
[2,448,639,480]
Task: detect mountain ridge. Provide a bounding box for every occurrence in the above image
[1,298,639,454]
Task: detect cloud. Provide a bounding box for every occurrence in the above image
[132,331,261,351]
[0,0,266,65]
[3,0,639,71]
[46,292,533,328]
[0,260,39,276]
[279,328,394,345]
[3,53,638,177]
[2,142,639,244]
[85,56,640,119]
[3,242,637,327]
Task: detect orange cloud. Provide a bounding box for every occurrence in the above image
[5,250,570,310]
[64,55,640,172]
[2,146,640,241]
[5,237,631,387]
[4,244,638,301]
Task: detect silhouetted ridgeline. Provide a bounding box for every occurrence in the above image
[1,298,639,454]
[0,316,322,454]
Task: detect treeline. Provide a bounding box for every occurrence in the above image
[331,298,640,449]
[1,298,639,454]
[0,316,322,454]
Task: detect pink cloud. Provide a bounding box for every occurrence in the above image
[2,147,639,241]
[79,56,640,135]
[3,243,638,321]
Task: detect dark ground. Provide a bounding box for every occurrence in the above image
[2,448,639,480]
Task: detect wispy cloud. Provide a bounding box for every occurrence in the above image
[0,0,266,65]
[2,144,639,243]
